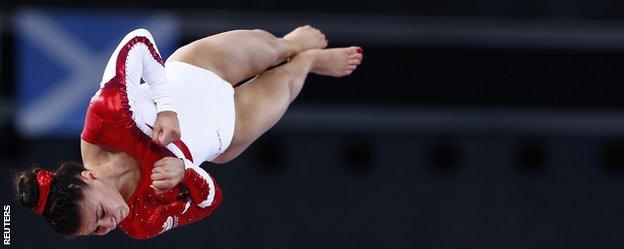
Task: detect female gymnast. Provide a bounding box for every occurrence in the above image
[12,26,363,239]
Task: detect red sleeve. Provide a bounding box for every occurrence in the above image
[170,172,223,227]
[119,177,223,239]
[159,159,223,233]
[179,159,221,208]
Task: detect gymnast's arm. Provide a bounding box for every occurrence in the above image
[85,29,180,144]
[132,28,177,114]
[100,28,177,113]
[135,29,181,145]
[121,28,181,145]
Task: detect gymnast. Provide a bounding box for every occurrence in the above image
[12,26,363,239]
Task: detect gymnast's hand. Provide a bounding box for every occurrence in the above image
[152,111,181,146]
[151,157,185,194]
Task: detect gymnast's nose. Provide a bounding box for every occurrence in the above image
[100,215,118,233]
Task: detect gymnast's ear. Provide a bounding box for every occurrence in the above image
[80,170,101,180]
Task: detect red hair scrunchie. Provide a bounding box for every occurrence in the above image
[34,170,54,214]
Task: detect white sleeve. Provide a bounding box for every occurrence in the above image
[100,28,177,114]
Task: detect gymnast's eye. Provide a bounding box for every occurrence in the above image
[100,203,106,219]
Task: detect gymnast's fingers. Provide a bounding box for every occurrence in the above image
[151,124,163,146]
[151,172,168,181]
[151,167,162,177]
[158,130,171,146]
[150,185,167,194]
[152,179,174,189]
[153,159,166,169]
[159,127,181,146]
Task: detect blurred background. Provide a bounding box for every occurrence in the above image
[2,1,624,248]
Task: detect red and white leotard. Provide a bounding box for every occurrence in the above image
[81,29,235,239]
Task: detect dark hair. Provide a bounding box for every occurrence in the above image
[13,162,88,236]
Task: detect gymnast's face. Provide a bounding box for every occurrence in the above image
[75,171,130,236]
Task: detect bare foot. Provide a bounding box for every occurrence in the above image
[301,46,363,77]
[283,25,328,52]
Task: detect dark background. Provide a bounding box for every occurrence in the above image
[2,1,624,248]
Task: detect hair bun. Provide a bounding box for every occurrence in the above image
[13,168,41,209]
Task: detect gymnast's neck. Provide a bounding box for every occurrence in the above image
[80,139,141,201]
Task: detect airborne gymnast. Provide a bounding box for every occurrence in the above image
[13,26,363,239]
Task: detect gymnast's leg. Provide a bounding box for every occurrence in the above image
[212,46,363,164]
[166,26,328,85]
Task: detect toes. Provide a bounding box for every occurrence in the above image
[347,46,363,54]
[317,31,327,45]
[349,53,363,60]
[348,59,361,65]
[346,49,364,63]
[348,54,362,62]
[349,49,363,56]
[321,39,329,48]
